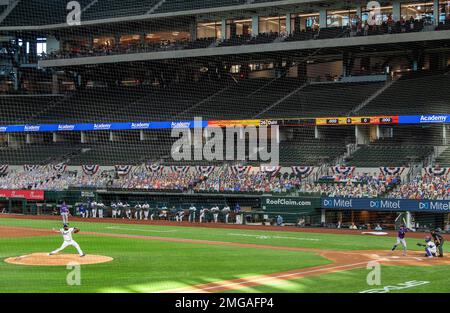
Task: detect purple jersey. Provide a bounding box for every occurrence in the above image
[398,228,408,239]
[60,205,69,214]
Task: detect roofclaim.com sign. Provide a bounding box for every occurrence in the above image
[262,197,320,212]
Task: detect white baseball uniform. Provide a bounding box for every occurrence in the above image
[91,201,97,218]
[212,206,219,223]
[50,228,84,256]
[222,206,230,223]
[125,203,131,219]
[189,206,197,222]
[134,204,142,220]
[97,202,104,218]
[199,209,206,223]
[111,203,117,218]
[143,203,149,220]
[426,241,437,257]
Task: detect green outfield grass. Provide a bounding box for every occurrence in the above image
[0,217,449,293]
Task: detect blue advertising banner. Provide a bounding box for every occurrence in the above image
[1,114,450,134]
[398,114,450,124]
[0,120,208,133]
[321,197,450,213]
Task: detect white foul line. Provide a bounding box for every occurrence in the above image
[228,233,320,241]
[105,226,178,233]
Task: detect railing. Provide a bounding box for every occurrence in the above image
[41,19,447,61]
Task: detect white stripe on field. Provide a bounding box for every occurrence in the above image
[105,226,178,233]
[228,233,320,241]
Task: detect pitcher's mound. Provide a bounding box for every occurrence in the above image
[4,253,113,266]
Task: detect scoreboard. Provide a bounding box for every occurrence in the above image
[316,116,398,126]
[207,116,399,127]
[208,116,399,127]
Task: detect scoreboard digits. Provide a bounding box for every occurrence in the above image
[316,116,397,126]
[379,117,393,123]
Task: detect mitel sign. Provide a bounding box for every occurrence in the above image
[322,197,450,212]
[419,201,450,211]
[322,198,353,208]
[369,200,401,209]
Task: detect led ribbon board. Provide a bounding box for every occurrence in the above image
[0,114,448,133]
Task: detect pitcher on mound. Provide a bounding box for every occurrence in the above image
[49,224,85,257]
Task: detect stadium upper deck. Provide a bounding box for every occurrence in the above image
[1,0,449,67]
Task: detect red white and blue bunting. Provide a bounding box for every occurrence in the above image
[230,165,252,176]
[196,166,215,176]
[380,167,405,176]
[0,164,8,175]
[146,164,164,173]
[260,166,281,176]
[115,165,133,176]
[82,165,100,176]
[425,167,450,177]
[170,166,190,174]
[23,165,41,172]
[51,163,67,173]
[332,166,355,176]
[291,166,314,177]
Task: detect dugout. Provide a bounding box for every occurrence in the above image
[0,197,28,214]
[322,210,399,229]
[414,212,449,232]
[33,190,324,225]
[321,209,449,231]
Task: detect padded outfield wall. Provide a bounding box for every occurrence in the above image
[3,191,448,229]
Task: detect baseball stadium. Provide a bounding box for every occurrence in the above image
[0,0,450,296]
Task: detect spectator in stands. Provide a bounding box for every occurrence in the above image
[387,14,394,33]
[313,20,320,32]
[400,16,406,33]
[356,17,363,36]
[409,16,415,31]
[364,21,370,36]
